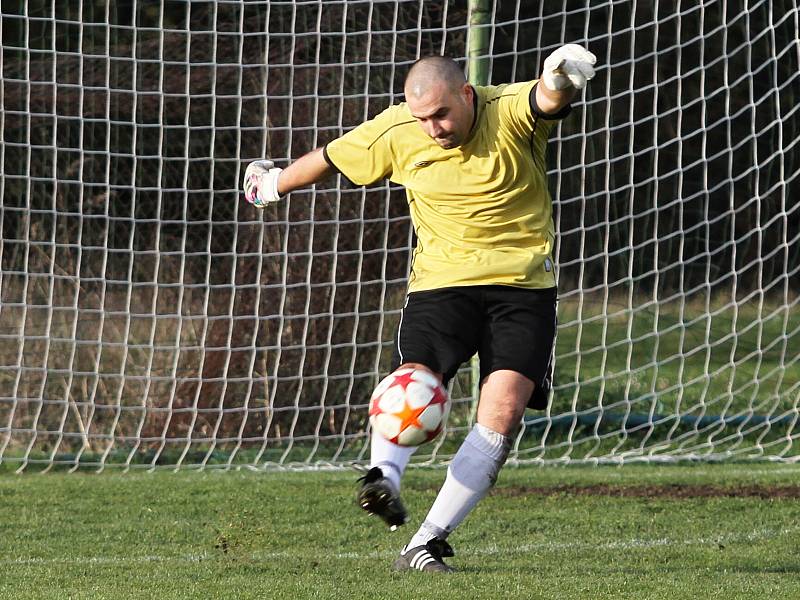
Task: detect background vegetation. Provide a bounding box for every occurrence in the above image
[0,1,797,466]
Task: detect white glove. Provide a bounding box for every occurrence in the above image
[542,44,596,91]
[243,159,283,208]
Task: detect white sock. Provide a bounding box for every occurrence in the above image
[370,431,417,492]
[406,423,511,549]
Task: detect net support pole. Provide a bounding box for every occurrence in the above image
[468,0,491,87]
[467,0,491,411]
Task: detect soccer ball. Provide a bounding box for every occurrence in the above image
[369,368,450,447]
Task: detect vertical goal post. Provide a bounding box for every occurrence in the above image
[0,1,798,471]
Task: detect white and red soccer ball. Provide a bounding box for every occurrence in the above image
[369,368,450,447]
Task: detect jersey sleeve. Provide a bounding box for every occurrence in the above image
[499,79,571,141]
[323,106,403,186]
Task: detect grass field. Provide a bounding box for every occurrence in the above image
[2,463,799,599]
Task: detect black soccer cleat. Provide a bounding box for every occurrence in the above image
[392,538,455,573]
[356,466,408,530]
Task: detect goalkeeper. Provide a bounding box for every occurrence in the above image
[243,44,596,573]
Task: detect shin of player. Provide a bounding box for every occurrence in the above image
[402,370,527,557]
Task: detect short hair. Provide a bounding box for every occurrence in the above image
[404,56,466,98]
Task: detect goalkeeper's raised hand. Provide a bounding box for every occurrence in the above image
[243,159,283,208]
[542,44,596,91]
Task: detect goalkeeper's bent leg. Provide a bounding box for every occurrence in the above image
[358,431,414,529]
[370,362,439,490]
[370,431,417,492]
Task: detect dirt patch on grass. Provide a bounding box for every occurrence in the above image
[492,484,800,499]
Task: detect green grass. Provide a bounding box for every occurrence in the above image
[1,464,799,599]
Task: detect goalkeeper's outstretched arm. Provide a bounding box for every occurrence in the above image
[243,44,596,207]
[243,147,333,208]
[535,43,596,114]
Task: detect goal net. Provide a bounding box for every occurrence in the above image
[1,1,798,471]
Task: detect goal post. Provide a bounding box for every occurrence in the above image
[0,1,798,471]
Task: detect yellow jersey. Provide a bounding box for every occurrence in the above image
[324,80,567,292]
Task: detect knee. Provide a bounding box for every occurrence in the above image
[396,363,443,383]
[476,397,527,437]
[477,370,533,435]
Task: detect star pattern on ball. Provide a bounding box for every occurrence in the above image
[395,398,427,432]
[391,371,427,431]
[369,368,449,447]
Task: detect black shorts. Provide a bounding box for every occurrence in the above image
[392,285,558,410]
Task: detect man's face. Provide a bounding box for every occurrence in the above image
[406,82,474,149]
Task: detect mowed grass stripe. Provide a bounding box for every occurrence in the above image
[4,524,797,566]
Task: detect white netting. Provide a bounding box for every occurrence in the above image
[0,1,798,471]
